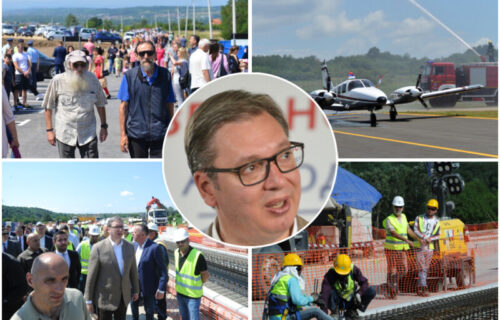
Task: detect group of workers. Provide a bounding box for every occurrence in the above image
[4,217,209,320]
[264,196,441,319]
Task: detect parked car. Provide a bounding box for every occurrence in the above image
[46,30,64,41]
[123,31,135,41]
[2,25,15,35]
[35,27,47,36]
[16,27,34,37]
[37,51,56,80]
[111,33,122,43]
[79,28,96,40]
[95,31,116,43]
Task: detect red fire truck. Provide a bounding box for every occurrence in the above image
[420,61,498,107]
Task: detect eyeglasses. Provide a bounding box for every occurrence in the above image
[138,50,155,57]
[202,141,304,186]
[427,207,438,211]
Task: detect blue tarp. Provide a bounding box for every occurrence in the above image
[331,167,382,212]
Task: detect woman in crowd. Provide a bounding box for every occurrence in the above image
[93,47,111,99]
[172,47,189,107]
[156,39,165,67]
[209,42,229,79]
[228,45,241,73]
[115,44,127,78]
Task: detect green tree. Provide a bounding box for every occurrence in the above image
[64,14,79,27]
[220,0,248,39]
[103,19,113,31]
[87,17,103,29]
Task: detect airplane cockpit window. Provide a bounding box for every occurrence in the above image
[341,83,347,93]
[361,79,375,87]
[348,80,364,91]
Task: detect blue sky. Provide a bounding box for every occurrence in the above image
[2,161,175,214]
[253,0,498,59]
[3,0,228,10]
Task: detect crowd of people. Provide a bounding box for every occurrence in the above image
[2,217,209,320]
[2,33,248,159]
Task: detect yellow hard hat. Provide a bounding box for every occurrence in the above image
[282,253,303,267]
[333,254,352,275]
[427,199,439,209]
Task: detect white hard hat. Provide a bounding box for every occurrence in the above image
[173,228,189,242]
[148,223,159,232]
[89,225,101,236]
[68,220,75,225]
[392,196,405,207]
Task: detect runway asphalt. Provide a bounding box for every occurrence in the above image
[326,109,498,159]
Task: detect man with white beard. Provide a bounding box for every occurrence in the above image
[43,50,108,158]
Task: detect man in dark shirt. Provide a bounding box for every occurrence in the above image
[320,254,376,318]
[2,252,29,319]
[52,41,67,74]
[18,233,47,275]
[107,43,118,75]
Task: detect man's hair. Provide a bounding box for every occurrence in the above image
[185,90,289,174]
[107,216,123,227]
[54,230,68,241]
[135,40,156,54]
[191,35,200,45]
[136,224,149,235]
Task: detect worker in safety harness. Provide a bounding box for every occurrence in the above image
[320,254,376,319]
[263,253,333,320]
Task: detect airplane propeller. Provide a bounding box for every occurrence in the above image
[414,74,428,108]
[418,96,429,108]
[416,73,422,87]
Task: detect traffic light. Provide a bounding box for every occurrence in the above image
[443,173,465,194]
[434,162,459,175]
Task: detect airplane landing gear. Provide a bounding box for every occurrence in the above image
[370,112,377,127]
[390,106,398,121]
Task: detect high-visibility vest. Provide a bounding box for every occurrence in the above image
[413,215,440,250]
[333,268,355,301]
[71,228,79,238]
[383,213,409,250]
[67,241,74,251]
[124,233,133,242]
[175,248,203,298]
[80,241,91,275]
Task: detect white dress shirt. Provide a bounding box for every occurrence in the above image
[135,241,145,267]
[108,238,124,275]
[56,250,71,268]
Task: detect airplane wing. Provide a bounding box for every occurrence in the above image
[421,84,483,99]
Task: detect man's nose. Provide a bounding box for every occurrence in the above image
[263,161,286,189]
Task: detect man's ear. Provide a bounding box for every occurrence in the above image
[26,273,35,289]
[193,172,217,208]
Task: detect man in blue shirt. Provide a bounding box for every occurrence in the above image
[52,41,67,74]
[118,40,175,158]
[27,41,43,101]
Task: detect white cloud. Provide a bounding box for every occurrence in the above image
[133,176,141,180]
[106,203,112,207]
[120,190,134,197]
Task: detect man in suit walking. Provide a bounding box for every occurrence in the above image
[2,227,21,256]
[12,225,27,251]
[18,233,47,274]
[53,230,81,289]
[85,217,139,320]
[131,224,168,320]
[35,221,53,250]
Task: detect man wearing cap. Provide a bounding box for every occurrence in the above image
[131,224,168,320]
[68,220,81,241]
[174,228,209,320]
[26,40,44,101]
[76,225,101,293]
[188,38,212,93]
[18,233,48,275]
[2,38,14,56]
[320,254,376,318]
[413,199,441,296]
[12,39,31,108]
[123,224,133,242]
[35,221,54,250]
[43,49,108,158]
[147,223,160,241]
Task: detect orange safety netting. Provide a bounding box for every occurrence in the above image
[252,231,497,317]
[166,278,247,320]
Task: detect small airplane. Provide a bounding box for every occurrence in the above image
[310,61,483,127]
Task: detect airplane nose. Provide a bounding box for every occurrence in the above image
[377,96,387,105]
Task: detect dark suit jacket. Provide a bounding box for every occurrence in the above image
[52,249,81,289]
[4,239,21,257]
[84,238,139,311]
[10,235,27,251]
[2,253,29,319]
[135,239,167,296]
[40,234,53,251]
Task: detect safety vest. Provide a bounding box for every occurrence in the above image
[70,228,79,238]
[67,241,74,251]
[413,215,440,250]
[80,241,91,275]
[383,213,409,250]
[333,268,355,301]
[175,248,203,298]
[267,274,299,318]
[124,233,133,242]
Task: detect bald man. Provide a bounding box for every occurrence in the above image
[17,233,47,275]
[11,252,91,320]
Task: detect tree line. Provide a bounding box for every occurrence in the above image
[341,162,498,228]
